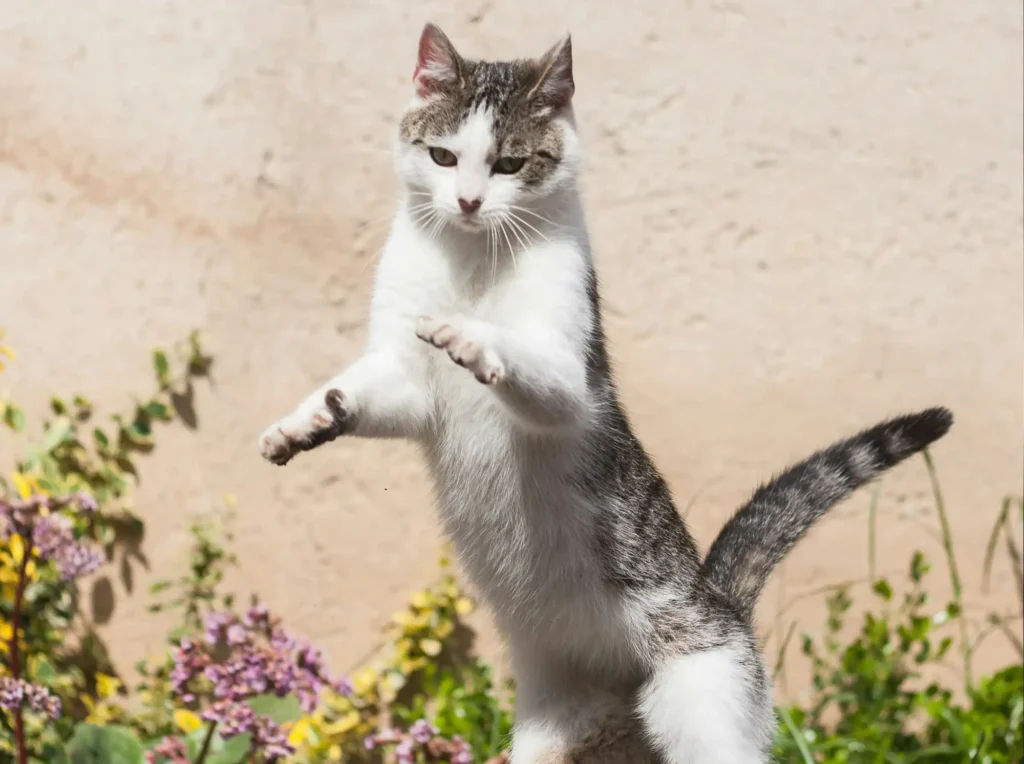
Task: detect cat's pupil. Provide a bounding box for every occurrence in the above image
[493,157,526,175]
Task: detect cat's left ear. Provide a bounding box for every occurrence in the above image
[414,23,464,97]
[529,34,574,110]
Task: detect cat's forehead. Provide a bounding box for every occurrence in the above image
[400,59,550,148]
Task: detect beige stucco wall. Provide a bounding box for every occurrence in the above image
[1,1,1021,694]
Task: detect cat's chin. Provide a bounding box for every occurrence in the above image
[449,216,488,234]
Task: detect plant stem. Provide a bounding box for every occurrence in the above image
[10,536,33,764]
[194,720,218,764]
[922,449,972,690]
[867,479,881,583]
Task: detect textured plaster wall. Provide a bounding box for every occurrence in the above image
[1,1,1021,690]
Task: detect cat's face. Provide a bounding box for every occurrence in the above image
[395,24,581,233]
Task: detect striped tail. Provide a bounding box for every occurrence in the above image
[701,407,953,616]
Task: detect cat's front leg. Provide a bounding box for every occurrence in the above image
[416,314,587,431]
[415,315,505,384]
[258,351,428,466]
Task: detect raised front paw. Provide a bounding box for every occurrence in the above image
[258,389,350,466]
[416,315,505,385]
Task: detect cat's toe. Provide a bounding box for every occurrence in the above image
[416,316,459,348]
[258,425,294,466]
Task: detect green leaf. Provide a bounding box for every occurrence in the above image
[248,693,303,724]
[153,349,171,386]
[186,727,249,764]
[3,402,26,432]
[872,579,893,602]
[144,400,171,421]
[67,724,144,764]
[41,415,74,453]
[41,742,70,764]
[94,427,110,448]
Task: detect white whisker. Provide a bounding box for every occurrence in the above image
[503,213,530,251]
[508,204,562,228]
[506,210,551,244]
[488,224,497,287]
[497,220,518,275]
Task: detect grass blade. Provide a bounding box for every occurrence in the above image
[922,449,972,690]
[982,496,1014,593]
[778,707,815,764]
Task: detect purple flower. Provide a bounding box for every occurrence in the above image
[410,718,436,744]
[145,736,189,763]
[74,492,99,513]
[202,699,256,738]
[451,735,474,763]
[243,603,270,630]
[54,541,104,580]
[395,738,415,764]
[252,715,294,761]
[204,612,234,645]
[29,513,103,580]
[170,637,211,704]
[0,678,61,720]
[225,623,247,646]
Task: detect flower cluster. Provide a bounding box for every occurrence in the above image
[365,720,475,764]
[144,736,189,764]
[169,605,350,762]
[0,677,62,720]
[0,492,103,580]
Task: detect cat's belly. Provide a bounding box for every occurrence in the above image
[424,418,640,673]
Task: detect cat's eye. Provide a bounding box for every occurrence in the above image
[492,157,526,175]
[429,147,457,167]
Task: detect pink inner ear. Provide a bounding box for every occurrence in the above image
[414,25,457,94]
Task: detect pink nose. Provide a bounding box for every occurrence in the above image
[458,197,482,214]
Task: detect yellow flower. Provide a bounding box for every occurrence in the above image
[95,673,121,699]
[410,591,432,609]
[322,709,361,736]
[400,656,427,675]
[351,666,378,697]
[4,536,38,579]
[174,709,204,734]
[287,717,316,746]
[327,743,343,760]
[419,638,442,657]
[434,619,454,640]
[11,474,32,500]
[454,597,474,616]
[84,698,121,725]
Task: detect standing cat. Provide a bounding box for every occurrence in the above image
[258,24,953,763]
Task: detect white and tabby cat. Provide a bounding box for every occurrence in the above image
[259,24,953,763]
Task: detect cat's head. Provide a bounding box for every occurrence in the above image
[395,24,581,233]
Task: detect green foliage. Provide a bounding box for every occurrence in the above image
[67,725,144,764]
[774,552,1023,763]
[392,658,513,759]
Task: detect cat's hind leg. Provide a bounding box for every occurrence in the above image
[509,651,650,764]
[636,642,774,764]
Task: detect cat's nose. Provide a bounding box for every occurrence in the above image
[458,197,482,214]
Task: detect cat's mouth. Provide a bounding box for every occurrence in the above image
[449,212,488,233]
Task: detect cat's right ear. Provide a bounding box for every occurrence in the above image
[414,24,463,97]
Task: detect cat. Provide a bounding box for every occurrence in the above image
[257,23,954,763]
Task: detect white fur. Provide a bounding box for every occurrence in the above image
[259,84,768,762]
[638,646,774,763]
